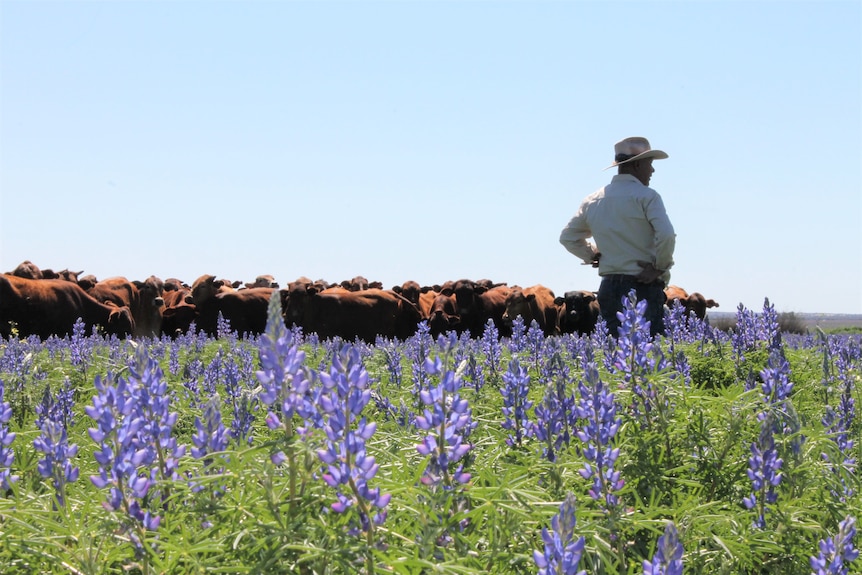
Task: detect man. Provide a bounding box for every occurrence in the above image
[559,136,676,337]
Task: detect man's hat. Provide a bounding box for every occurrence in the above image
[605,137,668,169]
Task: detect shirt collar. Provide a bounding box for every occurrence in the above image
[610,174,642,184]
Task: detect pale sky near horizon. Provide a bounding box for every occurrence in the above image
[1,1,860,315]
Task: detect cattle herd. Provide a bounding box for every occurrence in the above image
[0,260,720,342]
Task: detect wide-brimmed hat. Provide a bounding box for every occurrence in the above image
[604,136,668,169]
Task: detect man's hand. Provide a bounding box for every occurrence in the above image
[636,261,663,283]
[590,252,601,268]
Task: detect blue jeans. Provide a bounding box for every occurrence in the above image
[597,275,667,338]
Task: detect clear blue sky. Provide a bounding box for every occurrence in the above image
[2,1,860,314]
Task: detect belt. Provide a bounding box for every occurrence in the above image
[601,274,639,282]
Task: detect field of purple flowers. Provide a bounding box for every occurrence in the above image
[0,293,859,574]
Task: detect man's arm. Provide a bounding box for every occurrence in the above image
[560,214,599,265]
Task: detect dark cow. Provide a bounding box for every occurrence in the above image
[426,292,460,338]
[76,274,99,291]
[0,274,134,339]
[391,280,423,307]
[284,285,422,342]
[244,274,279,289]
[161,284,198,337]
[86,276,165,339]
[502,284,559,336]
[10,260,43,279]
[41,268,83,282]
[417,289,438,320]
[555,290,601,336]
[163,277,189,291]
[664,285,719,320]
[340,275,383,291]
[443,280,512,338]
[189,274,274,336]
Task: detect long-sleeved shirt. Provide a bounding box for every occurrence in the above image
[559,173,676,284]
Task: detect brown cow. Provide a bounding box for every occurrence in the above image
[76,274,99,291]
[391,280,424,307]
[189,274,274,336]
[555,290,600,336]
[502,284,559,336]
[426,292,460,338]
[442,280,512,338]
[284,285,422,343]
[10,260,43,279]
[85,276,165,339]
[41,268,83,282]
[0,274,134,339]
[340,275,383,291]
[244,274,279,289]
[664,285,719,320]
[161,285,198,337]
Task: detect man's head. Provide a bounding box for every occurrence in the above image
[620,157,655,186]
[606,136,667,176]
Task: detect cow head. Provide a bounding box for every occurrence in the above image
[555,290,600,334]
[11,260,42,279]
[106,306,135,338]
[502,288,535,326]
[392,281,422,305]
[190,274,226,306]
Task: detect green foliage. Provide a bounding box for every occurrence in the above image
[0,332,860,574]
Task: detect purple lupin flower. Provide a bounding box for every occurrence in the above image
[500,359,534,447]
[508,315,527,355]
[731,303,758,366]
[33,417,79,508]
[534,352,573,463]
[190,395,230,494]
[168,341,181,376]
[257,292,314,465]
[643,521,684,575]
[216,312,235,341]
[480,318,502,387]
[464,351,486,392]
[316,344,390,534]
[130,347,186,487]
[822,339,857,502]
[742,417,782,529]
[533,492,587,575]
[415,356,473,487]
[612,291,658,423]
[69,317,93,373]
[810,515,859,575]
[380,340,403,387]
[575,357,624,508]
[757,298,781,350]
[405,321,434,403]
[0,378,18,491]
[202,350,223,398]
[86,371,160,548]
[525,320,545,371]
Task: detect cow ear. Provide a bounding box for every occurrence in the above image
[707,299,719,308]
[308,285,321,295]
[132,280,144,289]
[554,296,564,305]
[441,287,453,296]
[586,292,597,302]
[526,293,537,302]
[391,285,402,294]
